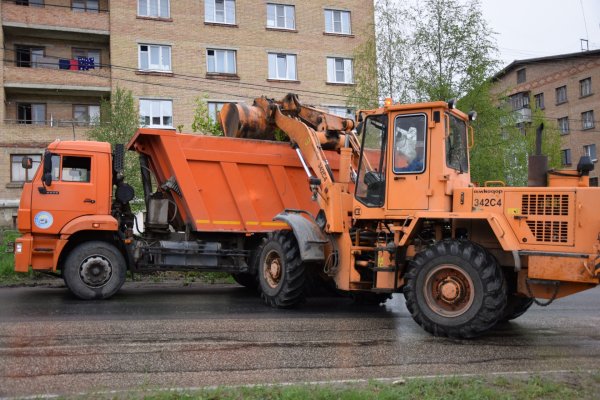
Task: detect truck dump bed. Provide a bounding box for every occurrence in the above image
[129,128,340,233]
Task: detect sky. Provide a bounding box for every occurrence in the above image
[479,0,600,69]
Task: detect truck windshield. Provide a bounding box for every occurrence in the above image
[355,114,387,207]
[446,114,468,172]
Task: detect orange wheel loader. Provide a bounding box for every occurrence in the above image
[14,93,600,338]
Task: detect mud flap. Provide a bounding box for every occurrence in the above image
[274,210,327,262]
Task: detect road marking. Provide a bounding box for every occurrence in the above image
[4,369,598,400]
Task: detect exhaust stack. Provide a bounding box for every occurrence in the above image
[528,123,548,187]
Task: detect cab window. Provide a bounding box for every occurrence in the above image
[62,156,91,182]
[446,114,468,172]
[393,114,426,174]
[355,115,387,207]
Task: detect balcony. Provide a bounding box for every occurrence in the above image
[4,63,111,95]
[2,1,109,36]
[0,121,93,146]
[514,107,532,125]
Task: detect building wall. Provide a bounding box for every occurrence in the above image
[0,0,375,226]
[491,54,600,183]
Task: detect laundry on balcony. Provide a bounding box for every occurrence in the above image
[59,59,71,70]
[77,57,96,70]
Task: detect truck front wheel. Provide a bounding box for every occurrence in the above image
[258,231,306,308]
[63,241,127,300]
[403,240,507,338]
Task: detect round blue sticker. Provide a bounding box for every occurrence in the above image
[34,212,54,230]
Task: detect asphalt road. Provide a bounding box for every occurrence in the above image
[0,282,599,398]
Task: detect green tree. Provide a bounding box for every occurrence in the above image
[346,0,410,108]
[192,95,223,136]
[409,0,498,102]
[87,87,142,205]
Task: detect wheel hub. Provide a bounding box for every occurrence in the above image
[79,255,112,288]
[424,264,474,317]
[263,250,283,289]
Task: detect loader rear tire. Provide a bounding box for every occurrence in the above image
[258,231,306,308]
[403,240,506,338]
[63,241,126,300]
[500,295,533,322]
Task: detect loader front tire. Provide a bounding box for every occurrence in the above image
[404,240,506,338]
[63,241,127,300]
[258,231,305,308]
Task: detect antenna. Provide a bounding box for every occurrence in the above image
[581,39,589,52]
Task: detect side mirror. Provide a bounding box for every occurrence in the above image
[43,151,53,186]
[21,157,33,170]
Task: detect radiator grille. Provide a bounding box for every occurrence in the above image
[525,221,569,243]
[521,194,569,216]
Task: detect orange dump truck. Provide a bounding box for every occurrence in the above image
[14,94,600,338]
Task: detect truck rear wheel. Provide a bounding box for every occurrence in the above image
[258,231,305,308]
[403,240,506,338]
[63,241,127,300]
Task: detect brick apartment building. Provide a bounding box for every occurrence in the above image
[0,0,374,225]
[492,50,600,185]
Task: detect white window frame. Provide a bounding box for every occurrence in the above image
[582,110,595,130]
[206,48,236,74]
[580,77,592,97]
[138,44,172,72]
[73,104,100,126]
[138,0,170,18]
[327,106,354,119]
[327,57,353,84]
[561,149,571,166]
[558,117,569,135]
[267,3,295,30]
[268,53,297,81]
[72,0,99,12]
[556,85,567,104]
[139,99,173,128]
[324,9,351,34]
[584,144,597,162]
[11,154,41,183]
[205,0,236,24]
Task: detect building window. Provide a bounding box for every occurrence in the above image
[558,117,569,135]
[534,93,544,110]
[16,0,44,6]
[138,0,170,18]
[267,4,295,30]
[516,68,526,84]
[584,144,597,162]
[72,0,99,12]
[205,0,235,24]
[580,77,592,97]
[140,99,173,128]
[15,45,44,68]
[206,49,236,74]
[324,9,351,34]
[139,44,171,72]
[561,149,571,166]
[207,102,229,122]
[590,177,598,187]
[73,105,100,126]
[268,53,297,80]
[328,106,354,119]
[508,92,529,110]
[327,57,353,84]
[17,103,45,125]
[72,48,101,68]
[582,110,595,130]
[556,85,567,104]
[11,155,41,183]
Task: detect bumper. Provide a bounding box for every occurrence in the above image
[14,234,32,273]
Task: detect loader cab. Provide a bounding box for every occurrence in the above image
[354,102,471,214]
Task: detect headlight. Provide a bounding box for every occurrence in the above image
[15,243,22,254]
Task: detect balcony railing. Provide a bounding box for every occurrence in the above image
[4,119,98,128]
[3,61,111,91]
[514,108,532,125]
[2,1,109,34]
[1,120,94,142]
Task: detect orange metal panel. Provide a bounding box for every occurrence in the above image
[129,129,341,233]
